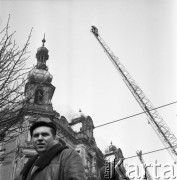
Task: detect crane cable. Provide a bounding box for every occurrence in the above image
[94,100,177,129]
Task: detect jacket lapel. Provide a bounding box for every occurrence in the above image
[21,155,38,180]
[35,144,68,170]
[21,144,68,180]
[26,165,39,180]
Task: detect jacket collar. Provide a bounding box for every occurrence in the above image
[21,143,68,180]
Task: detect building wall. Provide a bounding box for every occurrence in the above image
[1,138,18,180]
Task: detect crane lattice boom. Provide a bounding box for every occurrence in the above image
[91,26,177,162]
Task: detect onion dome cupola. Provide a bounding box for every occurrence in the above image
[105,142,117,154]
[28,35,53,84]
[28,68,53,84]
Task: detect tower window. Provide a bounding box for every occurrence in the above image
[34,88,43,104]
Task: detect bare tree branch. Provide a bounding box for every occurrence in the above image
[0,15,33,141]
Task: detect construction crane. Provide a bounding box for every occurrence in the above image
[136,150,153,180]
[91,26,177,162]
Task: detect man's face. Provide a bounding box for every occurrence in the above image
[31,126,55,155]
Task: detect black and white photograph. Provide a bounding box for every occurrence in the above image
[0,0,177,179]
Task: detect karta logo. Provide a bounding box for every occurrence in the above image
[104,159,177,179]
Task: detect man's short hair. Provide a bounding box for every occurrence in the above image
[30,119,57,137]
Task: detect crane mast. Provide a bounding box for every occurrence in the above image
[136,150,154,180]
[91,26,177,162]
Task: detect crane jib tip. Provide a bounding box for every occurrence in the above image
[91,26,99,36]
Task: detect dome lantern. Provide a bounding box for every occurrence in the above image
[36,34,49,70]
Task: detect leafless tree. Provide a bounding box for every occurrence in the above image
[0,16,32,141]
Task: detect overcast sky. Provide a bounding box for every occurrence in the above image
[1,0,177,178]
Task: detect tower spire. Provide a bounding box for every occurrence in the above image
[42,34,46,47]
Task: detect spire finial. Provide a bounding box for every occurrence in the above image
[42,34,46,47]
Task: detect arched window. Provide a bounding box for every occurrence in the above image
[34,88,43,104]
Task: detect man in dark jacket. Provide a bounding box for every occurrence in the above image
[18,119,86,180]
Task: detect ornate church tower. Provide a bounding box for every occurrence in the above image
[24,36,55,113]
